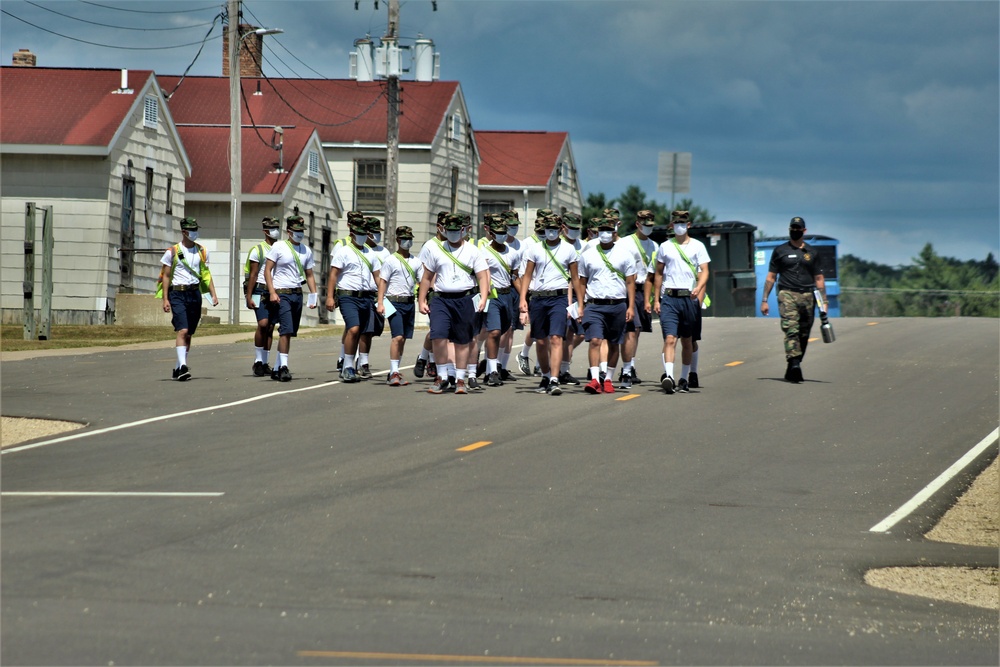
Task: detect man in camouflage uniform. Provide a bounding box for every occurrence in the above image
[760,216,827,383]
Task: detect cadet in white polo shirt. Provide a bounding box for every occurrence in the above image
[244,216,281,377]
[619,209,659,388]
[263,216,318,382]
[480,215,522,387]
[376,225,423,386]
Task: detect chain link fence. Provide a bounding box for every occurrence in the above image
[840,288,999,317]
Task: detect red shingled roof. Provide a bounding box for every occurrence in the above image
[160,76,458,146]
[179,125,317,196]
[1,67,156,148]
[477,130,568,188]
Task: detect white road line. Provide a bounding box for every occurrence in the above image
[869,427,999,533]
[1,492,224,497]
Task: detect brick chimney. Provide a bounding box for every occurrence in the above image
[222,24,264,77]
[12,49,36,67]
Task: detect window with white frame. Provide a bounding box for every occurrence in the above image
[308,150,320,178]
[355,160,386,212]
[450,113,463,142]
[143,96,158,128]
[558,161,570,186]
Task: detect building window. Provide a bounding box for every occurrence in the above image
[450,113,462,142]
[143,96,158,128]
[450,166,459,212]
[355,159,386,212]
[165,174,173,214]
[308,150,320,178]
[558,161,570,186]
[144,167,154,228]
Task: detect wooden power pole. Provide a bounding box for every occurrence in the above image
[384,0,400,241]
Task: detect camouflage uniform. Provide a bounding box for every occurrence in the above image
[778,290,815,359]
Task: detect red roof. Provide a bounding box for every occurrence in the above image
[477,130,568,188]
[160,76,458,146]
[178,125,316,196]
[1,67,156,148]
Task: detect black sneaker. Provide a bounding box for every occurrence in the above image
[468,376,484,391]
[534,377,550,393]
[359,364,373,380]
[172,367,180,380]
[271,366,280,381]
[499,368,515,382]
[619,372,632,390]
[278,366,292,382]
[547,380,562,396]
[337,357,344,372]
[630,369,642,385]
[427,361,437,378]
[599,372,606,384]
[252,361,267,377]
[486,371,502,387]
[688,371,699,389]
[533,364,542,376]
[414,357,427,378]
[476,358,487,378]
[677,378,689,393]
[558,371,580,386]
[660,373,675,394]
[175,365,191,381]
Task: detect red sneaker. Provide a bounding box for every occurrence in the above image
[584,378,603,394]
[602,379,615,394]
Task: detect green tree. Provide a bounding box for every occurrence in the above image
[583,186,714,235]
[672,198,715,224]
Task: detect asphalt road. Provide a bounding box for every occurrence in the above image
[2,317,998,666]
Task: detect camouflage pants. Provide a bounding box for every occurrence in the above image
[778,290,815,360]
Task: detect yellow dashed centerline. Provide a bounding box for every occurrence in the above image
[725,361,743,367]
[457,441,492,452]
[616,394,640,401]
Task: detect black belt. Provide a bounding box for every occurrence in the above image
[274,288,301,295]
[664,288,691,297]
[587,298,626,306]
[530,289,568,298]
[435,289,475,299]
[251,284,268,294]
[386,295,415,303]
[337,289,376,298]
[494,286,512,295]
[169,284,199,292]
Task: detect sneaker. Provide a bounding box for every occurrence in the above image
[584,378,603,394]
[337,357,344,372]
[517,354,531,376]
[547,380,562,396]
[468,376,483,391]
[534,377,550,394]
[387,372,402,386]
[499,368,515,382]
[359,364,373,380]
[414,357,427,378]
[630,369,642,385]
[688,371,699,389]
[619,373,632,390]
[660,374,675,394]
[447,376,457,392]
[278,366,292,382]
[454,379,468,394]
[271,366,280,381]
[175,365,190,381]
[476,358,487,378]
[602,379,615,394]
[427,378,448,394]
[485,371,502,387]
[677,378,690,393]
[427,361,437,379]
[558,371,581,386]
[533,364,542,376]
[341,367,359,383]
[599,372,606,384]
[252,361,266,377]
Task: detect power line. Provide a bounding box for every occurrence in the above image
[259,73,388,128]
[77,0,220,14]
[25,0,217,31]
[163,11,225,99]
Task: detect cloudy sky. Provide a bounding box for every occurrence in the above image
[2,0,997,267]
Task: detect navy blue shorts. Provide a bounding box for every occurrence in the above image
[251,285,278,325]
[169,288,202,335]
[528,295,569,340]
[627,285,653,333]
[338,295,373,331]
[583,302,628,344]
[512,291,524,331]
[429,293,476,344]
[387,300,416,339]
[659,294,700,339]
[365,308,385,336]
[484,291,515,333]
[276,292,303,337]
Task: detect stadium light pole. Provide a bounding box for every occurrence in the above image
[228,2,282,324]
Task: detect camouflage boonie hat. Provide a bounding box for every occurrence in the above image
[436,211,450,225]
[603,207,621,220]
[484,213,502,225]
[586,217,603,230]
[500,210,519,222]
[443,213,465,231]
[536,207,554,220]
[670,210,691,224]
[261,216,280,229]
[636,210,655,222]
[789,216,806,228]
[485,216,507,233]
[364,216,383,232]
[395,225,414,239]
[179,217,199,230]
[595,217,617,231]
[543,215,562,229]
[347,211,365,225]
[286,215,305,231]
[458,212,472,226]
[561,212,582,229]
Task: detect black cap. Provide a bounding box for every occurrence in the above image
[790,216,806,228]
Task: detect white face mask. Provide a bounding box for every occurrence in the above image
[673,224,689,237]
[399,239,413,250]
[506,226,519,237]
[445,230,463,244]
[640,224,654,236]
[291,231,305,243]
[267,229,280,240]
[598,231,614,244]
[186,231,199,241]
[565,229,580,241]
[353,233,368,245]
[371,232,382,244]
[544,229,561,242]
[492,232,508,244]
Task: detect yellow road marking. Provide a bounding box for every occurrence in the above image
[616,394,640,401]
[297,651,658,666]
[457,440,492,452]
[808,337,819,342]
[725,361,743,367]
[867,322,879,326]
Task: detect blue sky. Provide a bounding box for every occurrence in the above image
[2,0,997,267]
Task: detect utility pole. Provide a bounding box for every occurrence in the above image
[384,0,400,241]
[228,0,242,325]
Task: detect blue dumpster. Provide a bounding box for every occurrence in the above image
[755,235,840,317]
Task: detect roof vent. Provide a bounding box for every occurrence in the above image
[113,68,134,95]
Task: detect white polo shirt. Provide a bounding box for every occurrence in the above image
[160,243,205,286]
[422,239,488,293]
[522,239,578,292]
[625,234,658,286]
[266,239,314,289]
[578,242,637,300]
[380,252,423,298]
[331,242,381,291]
[656,237,710,291]
[480,242,521,291]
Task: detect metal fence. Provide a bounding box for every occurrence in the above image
[840,287,999,318]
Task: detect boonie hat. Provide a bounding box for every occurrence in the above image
[603,207,621,220]
[347,211,365,225]
[364,216,383,232]
[536,208,554,220]
[443,213,465,231]
[486,217,508,234]
[562,212,582,229]
[396,225,414,239]
[179,217,199,231]
[286,215,305,231]
[501,210,519,222]
[596,217,617,230]
[543,215,562,229]
[671,210,691,224]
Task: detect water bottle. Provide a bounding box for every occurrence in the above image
[814,289,835,343]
